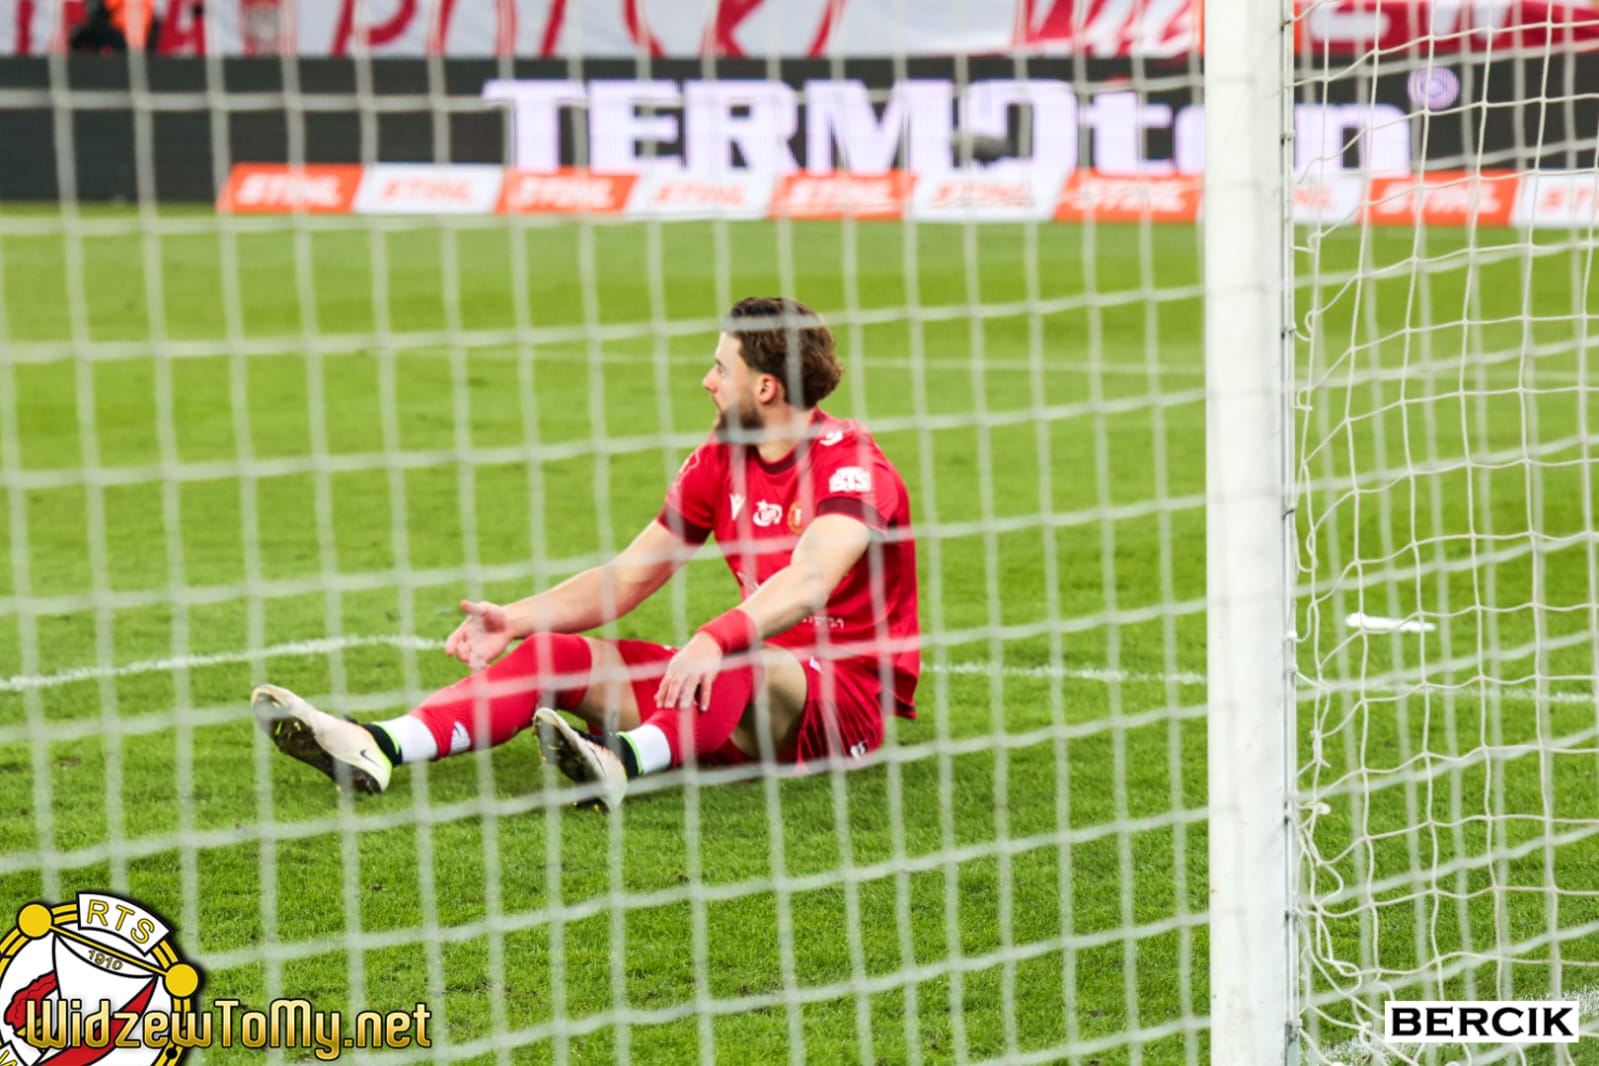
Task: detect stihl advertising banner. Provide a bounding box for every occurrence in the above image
[3,54,1599,215]
[214,162,1599,228]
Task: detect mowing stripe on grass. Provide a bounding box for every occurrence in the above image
[2,634,1594,707]
[0,634,1197,692]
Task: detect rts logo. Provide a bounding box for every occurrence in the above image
[828,467,872,494]
[0,894,201,1066]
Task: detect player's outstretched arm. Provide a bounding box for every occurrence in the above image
[443,520,693,668]
[655,514,872,711]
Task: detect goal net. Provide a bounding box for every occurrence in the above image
[1291,5,1599,1063]
[0,8,1211,1066]
[12,1,1593,1062]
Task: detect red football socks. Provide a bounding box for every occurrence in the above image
[636,658,758,769]
[408,633,593,758]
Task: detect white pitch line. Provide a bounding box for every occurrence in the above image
[0,633,1204,695]
[0,634,1593,706]
[0,634,436,693]
[1315,984,1599,1065]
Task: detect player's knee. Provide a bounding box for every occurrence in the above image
[493,631,594,708]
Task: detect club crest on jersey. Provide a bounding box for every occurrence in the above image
[753,501,783,527]
[730,494,745,519]
[788,504,805,534]
[0,894,202,1066]
[828,466,872,494]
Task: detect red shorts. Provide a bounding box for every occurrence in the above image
[610,639,893,772]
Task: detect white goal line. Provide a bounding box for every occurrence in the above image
[1,634,1593,707]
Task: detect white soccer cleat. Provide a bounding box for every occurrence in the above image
[534,708,628,813]
[252,683,393,795]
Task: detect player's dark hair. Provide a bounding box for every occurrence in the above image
[723,297,843,409]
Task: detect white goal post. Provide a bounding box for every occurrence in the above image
[1214,0,1599,1059]
[1203,0,1297,1061]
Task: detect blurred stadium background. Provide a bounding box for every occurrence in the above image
[2,1,1599,1064]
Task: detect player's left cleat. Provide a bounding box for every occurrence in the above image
[252,683,393,795]
[534,708,628,813]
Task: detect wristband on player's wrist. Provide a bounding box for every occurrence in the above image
[698,608,759,655]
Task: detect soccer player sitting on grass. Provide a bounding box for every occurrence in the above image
[253,297,920,813]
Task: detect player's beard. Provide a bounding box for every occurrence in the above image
[713,398,764,443]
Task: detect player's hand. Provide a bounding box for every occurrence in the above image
[655,632,724,713]
[445,600,514,670]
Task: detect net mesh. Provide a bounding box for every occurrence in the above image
[0,37,1212,1066]
[1291,15,1599,1064]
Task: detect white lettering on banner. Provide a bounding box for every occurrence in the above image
[238,173,345,209]
[1294,103,1410,179]
[1083,91,1175,175]
[1173,105,1206,173]
[802,80,954,174]
[828,466,873,493]
[685,82,798,174]
[483,78,1412,179]
[776,173,907,217]
[590,80,684,172]
[1370,176,1507,221]
[1061,174,1198,216]
[482,80,585,172]
[962,80,1079,173]
[499,171,631,213]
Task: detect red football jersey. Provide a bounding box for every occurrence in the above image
[655,410,920,716]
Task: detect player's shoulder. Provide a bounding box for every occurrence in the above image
[678,433,730,474]
[809,413,910,505]
[668,434,733,504]
[812,413,881,457]
[812,413,901,472]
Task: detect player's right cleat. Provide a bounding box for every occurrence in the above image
[252,683,393,795]
[534,708,628,813]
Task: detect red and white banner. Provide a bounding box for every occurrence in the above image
[1298,0,1599,54]
[217,164,363,212]
[771,172,912,219]
[909,167,1067,222]
[625,170,775,218]
[217,162,1599,229]
[1365,170,1517,226]
[352,164,506,213]
[498,169,636,214]
[17,0,1599,54]
[5,0,1201,55]
[1512,173,1599,227]
[1055,171,1202,222]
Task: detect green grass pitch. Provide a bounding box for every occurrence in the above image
[0,212,1596,1065]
